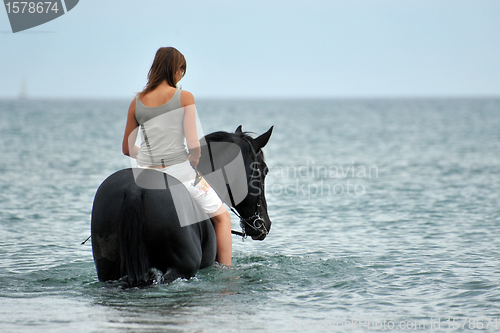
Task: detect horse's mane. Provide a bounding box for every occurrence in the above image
[205,131,254,145]
[203,130,265,163]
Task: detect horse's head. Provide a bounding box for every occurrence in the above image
[233,125,273,240]
[201,126,273,240]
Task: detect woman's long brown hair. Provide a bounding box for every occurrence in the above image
[138,47,186,97]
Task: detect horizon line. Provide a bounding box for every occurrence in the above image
[1,94,500,101]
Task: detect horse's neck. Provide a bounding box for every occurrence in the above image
[200,136,250,207]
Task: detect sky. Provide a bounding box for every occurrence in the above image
[1,0,499,99]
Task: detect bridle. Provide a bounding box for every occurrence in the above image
[228,136,269,240]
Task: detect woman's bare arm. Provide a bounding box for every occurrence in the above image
[182,91,200,168]
[122,98,140,159]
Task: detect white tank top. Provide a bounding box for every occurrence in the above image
[134,88,189,167]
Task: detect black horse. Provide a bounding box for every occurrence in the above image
[91,126,273,286]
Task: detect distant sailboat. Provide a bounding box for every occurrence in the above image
[19,80,27,100]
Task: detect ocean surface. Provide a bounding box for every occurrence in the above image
[1,97,499,332]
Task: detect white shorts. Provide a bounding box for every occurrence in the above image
[148,160,223,215]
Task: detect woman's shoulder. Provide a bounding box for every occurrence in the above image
[128,96,137,112]
[180,90,195,107]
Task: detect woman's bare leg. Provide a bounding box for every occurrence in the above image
[209,206,232,266]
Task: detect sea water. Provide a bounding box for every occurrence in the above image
[0,98,499,332]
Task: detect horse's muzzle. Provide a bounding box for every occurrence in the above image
[251,234,267,241]
[246,216,269,241]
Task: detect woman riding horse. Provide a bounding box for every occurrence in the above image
[91,47,273,286]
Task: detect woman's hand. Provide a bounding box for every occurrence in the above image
[189,154,199,169]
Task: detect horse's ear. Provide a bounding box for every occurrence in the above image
[254,126,273,149]
[235,125,243,134]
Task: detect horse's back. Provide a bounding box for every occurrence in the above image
[91,168,216,284]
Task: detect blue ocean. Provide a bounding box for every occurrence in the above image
[1,98,499,332]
